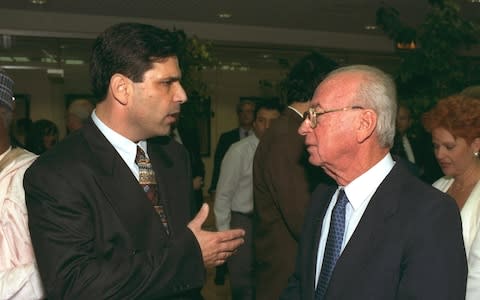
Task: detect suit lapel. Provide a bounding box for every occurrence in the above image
[82,121,166,250]
[327,164,402,298]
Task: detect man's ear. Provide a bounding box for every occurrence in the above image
[472,137,480,153]
[357,109,377,143]
[110,74,130,105]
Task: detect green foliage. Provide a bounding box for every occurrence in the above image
[376,0,480,106]
[173,29,216,98]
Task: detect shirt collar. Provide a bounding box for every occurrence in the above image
[343,153,395,210]
[91,110,147,162]
[0,146,12,160]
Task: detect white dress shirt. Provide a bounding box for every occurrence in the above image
[433,176,480,300]
[91,110,147,181]
[315,154,395,287]
[402,135,416,163]
[214,134,259,231]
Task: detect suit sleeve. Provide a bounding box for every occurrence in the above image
[24,164,205,299]
[261,131,313,240]
[397,195,467,300]
[209,134,230,193]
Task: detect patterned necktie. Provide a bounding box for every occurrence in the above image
[315,189,349,300]
[135,146,170,234]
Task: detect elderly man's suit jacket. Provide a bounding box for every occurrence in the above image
[281,162,467,300]
[24,120,205,299]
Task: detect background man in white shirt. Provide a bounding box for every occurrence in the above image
[214,100,281,300]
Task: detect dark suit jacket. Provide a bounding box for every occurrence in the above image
[24,120,205,299]
[253,108,332,300]
[176,123,205,213]
[281,162,467,300]
[208,127,241,193]
[391,131,443,184]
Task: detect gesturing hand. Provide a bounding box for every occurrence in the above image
[188,203,245,268]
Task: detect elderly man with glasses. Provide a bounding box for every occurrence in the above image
[281,65,467,300]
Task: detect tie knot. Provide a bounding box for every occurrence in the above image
[135,146,148,164]
[336,189,349,208]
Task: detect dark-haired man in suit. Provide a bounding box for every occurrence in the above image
[282,65,466,299]
[209,99,255,195]
[253,52,336,300]
[24,22,244,299]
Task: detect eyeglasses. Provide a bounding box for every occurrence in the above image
[303,105,364,128]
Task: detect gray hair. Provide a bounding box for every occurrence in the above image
[68,99,94,123]
[327,65,397,148]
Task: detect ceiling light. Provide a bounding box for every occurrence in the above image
[217,12,232,19]
[13,57,30,62]
[364,25,377,30]
[30,0,47,4]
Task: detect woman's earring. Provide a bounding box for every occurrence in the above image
[475,151,479,158]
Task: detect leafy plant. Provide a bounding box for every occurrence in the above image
[174,29,216,98]
[376,0,480,107]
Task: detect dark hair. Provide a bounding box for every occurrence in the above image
[26,119,59,155]
[254,99,283,119]
[282,52,338,104]
[236,99,256,114]
[90,23,179,101]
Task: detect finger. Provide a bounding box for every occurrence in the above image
[219,237,245,253]
[189,203,209,229]
[216,228,245,242]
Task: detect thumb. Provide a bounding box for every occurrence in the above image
[190,203,209,229]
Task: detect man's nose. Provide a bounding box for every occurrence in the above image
[298,119,312,136]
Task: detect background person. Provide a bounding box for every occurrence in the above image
[214,100,281,300]
[253,52,336,300]
[0,69,44,299]
[25,119,59,155]
[422,94,480,300]
[209,98,255,285]
[65,98,95,134]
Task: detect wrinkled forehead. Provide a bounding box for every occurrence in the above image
[312,73,358,107]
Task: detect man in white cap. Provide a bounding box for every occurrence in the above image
[0,69,44,299]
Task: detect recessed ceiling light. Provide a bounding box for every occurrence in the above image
[30,0,47,4]
[217,12,232,19]
[365,25,377,30]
